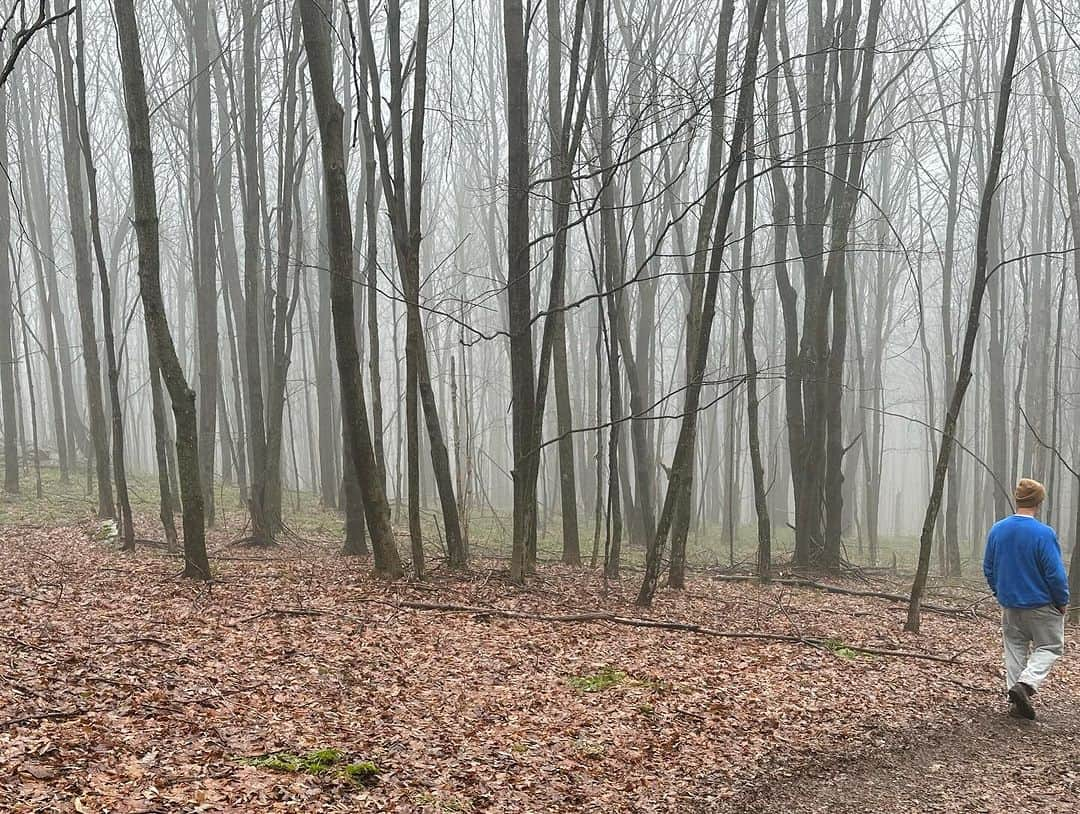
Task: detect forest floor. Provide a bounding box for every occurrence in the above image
[1,513,1078,812]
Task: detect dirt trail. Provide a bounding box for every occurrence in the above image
[731,692,1080,813]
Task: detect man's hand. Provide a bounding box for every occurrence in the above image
[1057,605,1069,616]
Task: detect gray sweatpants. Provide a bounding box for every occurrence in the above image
[1002,605,1065,692]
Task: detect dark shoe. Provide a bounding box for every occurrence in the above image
[1008,683,1036,720]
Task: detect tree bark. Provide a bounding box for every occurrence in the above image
[114,0,209,579]
[51,18,113,520]
[638,0,768,606]
[670,0,734,587]
[299,0,403,579]
[192,0,219,527]
[502,0,537,582]
[906,0,1026,633]
[73,0,133,544]
[241,0,270,543]
[740,123,771,578]
[0,79,16,493]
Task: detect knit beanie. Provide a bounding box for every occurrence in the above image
[1015,478,1046,509]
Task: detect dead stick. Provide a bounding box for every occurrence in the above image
[392,600,963,664]
[0,708,84,729]
[710,575,989,619]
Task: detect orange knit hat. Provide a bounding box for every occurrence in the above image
[1015,478,1046,509]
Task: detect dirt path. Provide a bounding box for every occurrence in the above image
[732,690,1080,813]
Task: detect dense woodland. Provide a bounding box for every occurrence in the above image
[1,0,1080,631]
[7,1,1080,810]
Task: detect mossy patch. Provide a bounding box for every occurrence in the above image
[342,760,379,782]
[821,638,862,660]
[238,748,378,784]
[569,666,626,693]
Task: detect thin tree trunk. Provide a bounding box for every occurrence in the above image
[740,124,771,579]
[241,0,270,543]
[114,0,209,579]
[906,0,1026,633]
[299,0,403,579]
[0,80,16,494]
[188,0,219,527]
[73,1,133,543]
[669,0,735,587]
[50,19,113,519]
[637,0,768,606]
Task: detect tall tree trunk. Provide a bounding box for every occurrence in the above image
[0,80,16,494]
[545,0,587,566]
[241,0,270,543]
[73,0,133,543]
[114,0,210,580]
[263,16,305,537]
[193,0,219,527]
[314,190,337,508]
[299,0,403,579]
[906,0,1026,633]
[502,0,536,582]
[51,19,113,520]
[638,0,768,606]
[669,0,735,587]
[740,124,771,578]
[18,83,70,483]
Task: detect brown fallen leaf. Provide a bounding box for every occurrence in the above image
[22,762,58,780]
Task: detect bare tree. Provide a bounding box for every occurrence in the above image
[113,0,210,580]
[906,0,1026,633]
[299,0,403,579]
[638,0,768,607]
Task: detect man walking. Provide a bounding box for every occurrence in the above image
[983,478,1070,720]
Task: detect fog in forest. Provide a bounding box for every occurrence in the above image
[0,0,1077,610]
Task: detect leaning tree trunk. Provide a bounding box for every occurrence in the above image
[74,0,133,544]
[114,0,209,580]
[299,0,403,579]
[906,0,1026,633]
[637,0,768,607]
[669,0,734,587]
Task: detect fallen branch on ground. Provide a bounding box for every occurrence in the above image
[709,575,991,620]
[234,606,380,626]
[0,708,84,730]
[385,600,965,664]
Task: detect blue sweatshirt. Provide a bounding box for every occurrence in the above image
[983,515,1070,609]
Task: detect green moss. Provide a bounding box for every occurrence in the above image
[342,761,379,783]
[569,666,626,693]
[238,747,375,782]
[302,748,344,773]
[241,752,304,773]
[821,638,860,660]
